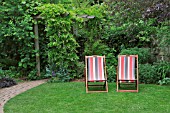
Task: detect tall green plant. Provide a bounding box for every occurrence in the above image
[0,0,41,77]
[38,4,79,80]
[154,61,170,85]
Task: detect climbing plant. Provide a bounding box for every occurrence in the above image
[0,0,41,78]
[38,4,81,81]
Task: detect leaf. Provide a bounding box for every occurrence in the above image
[23,64,27,68]
[19,62,22,67]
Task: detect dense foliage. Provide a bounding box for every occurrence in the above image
[0,0,169,84]
[0,0,41,79]
[37,4,80,81]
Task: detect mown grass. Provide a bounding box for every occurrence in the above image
[4,82,170,113]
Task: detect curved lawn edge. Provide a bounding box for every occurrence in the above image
[4,82,170,113]
[0,79,47,113]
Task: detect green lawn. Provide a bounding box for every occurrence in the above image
[4,82,170,113]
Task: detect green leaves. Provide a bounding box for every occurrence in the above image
[1,0,169,82]
[0,0,41,78]
[38,3,79,81]
[37,4,69,19]
[139,64,158,84]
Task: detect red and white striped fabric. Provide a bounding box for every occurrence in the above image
[87,56,105,82]
[118,55,136,82]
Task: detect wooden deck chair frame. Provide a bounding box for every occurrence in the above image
[117,55,139,92]
[85,55,108,93]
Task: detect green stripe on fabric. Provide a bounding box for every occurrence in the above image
[124,56,128,80]
[95,57,98,80]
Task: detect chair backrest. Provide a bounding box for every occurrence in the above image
[118,55,137,80]
[86,56,106,81]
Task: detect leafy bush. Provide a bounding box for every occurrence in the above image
[84,39,109,56]
[154,61,170,85]
[43,66,53,78]
[0,69,17,88]
[157,22,170,46]
[48,65,70,83]
[139,64,159,84]
[107,65,116,82]
[56,67,70,82]
[158,78,170,85]
[105,52,117,82]
[0,67,20,79]
[142,1,170,23]
[75,62,85,79]
[28,69,37,80]
[0,0,168,82]
[38,4,79,81]
[120,47,152,64]
[0,77,17,88]
[0,0,41,78]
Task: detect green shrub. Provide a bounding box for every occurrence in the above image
[75,62,84,79]
[28,69,37,80]
[158,78,170,85]
[107,65,116,82]
[46,62,71,82]
[43,66,53,78]
[106,52,117,82]
[84,39,109,56]
[38,4,79,81]
[139,64,159,84]
[56,67,70,82]
[0,67,19,79]
[0,68,17,88]
[120,47,151,64]
[0,1,42,78]
[48,67,70,83]
[154,61,170,85]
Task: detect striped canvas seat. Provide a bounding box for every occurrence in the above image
[87,56,105,82]
[118,55,136,82]
[117,55,139,92]
[85,55,108,93]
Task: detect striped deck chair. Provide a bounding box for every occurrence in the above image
[117,55,139,92]
[85,55,108,93]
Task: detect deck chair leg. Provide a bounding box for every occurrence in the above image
[104,81,108,92]
[106,81,108,92]
[86,81,88,93]
[84,67,86,87]
[136,80,138,91]
[118,82,120,88]
[137,81,139,92]
[85,77,86,87]
[103,81,106,88]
